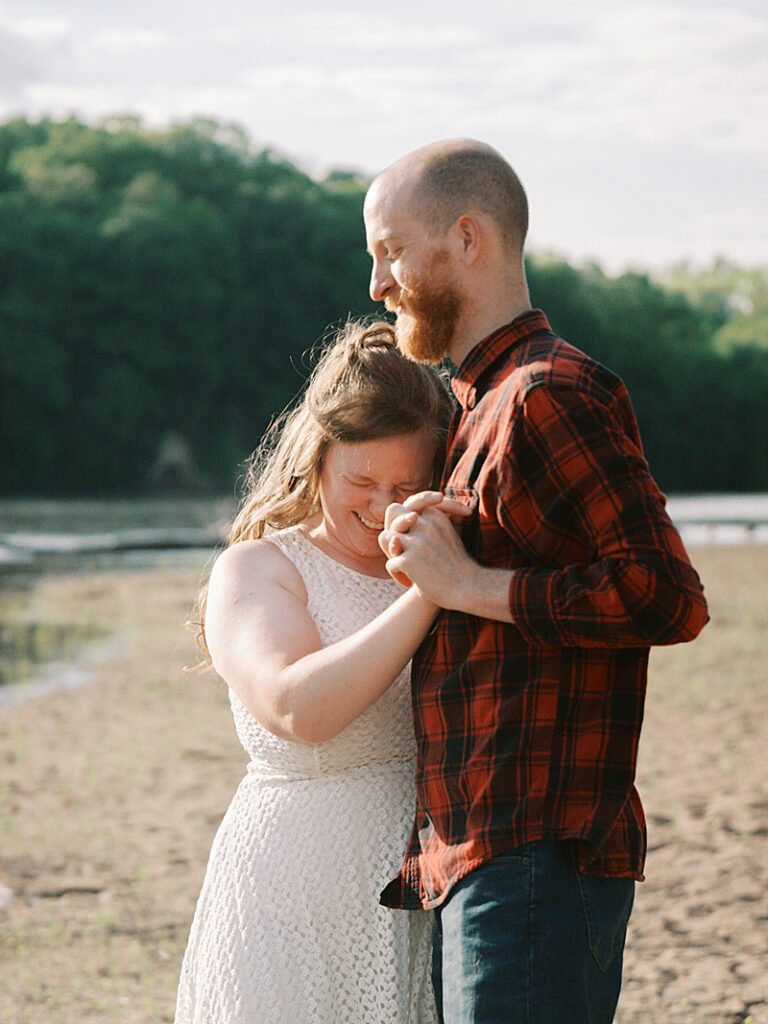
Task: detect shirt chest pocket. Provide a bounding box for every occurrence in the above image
[442,485,481,551]
[442,485,479,519]
[444,483,519,567]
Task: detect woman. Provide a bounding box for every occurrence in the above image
[175,321,461,1024]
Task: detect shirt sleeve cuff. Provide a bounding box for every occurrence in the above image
[508,568,571,645]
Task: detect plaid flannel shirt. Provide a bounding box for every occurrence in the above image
[381,309,709,911]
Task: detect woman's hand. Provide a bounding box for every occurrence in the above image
[378,492,472,586]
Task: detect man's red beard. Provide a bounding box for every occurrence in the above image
[387,250,462,364]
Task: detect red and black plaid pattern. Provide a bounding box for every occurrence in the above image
[381,309,709,910]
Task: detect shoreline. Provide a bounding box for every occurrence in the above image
[0,631,130,708]
[0,548,766,1023]
[1,492,767,572]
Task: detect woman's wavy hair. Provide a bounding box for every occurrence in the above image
[192,318,454,660]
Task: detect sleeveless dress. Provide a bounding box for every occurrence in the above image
[174,525,437,1024]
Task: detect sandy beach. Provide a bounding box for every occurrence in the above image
[0,545,766,1023]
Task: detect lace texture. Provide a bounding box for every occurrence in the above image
[175,525,437,1023]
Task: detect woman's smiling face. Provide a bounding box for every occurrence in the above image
[315,429,437,573]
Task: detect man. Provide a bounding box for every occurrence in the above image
[364,140,709,1023]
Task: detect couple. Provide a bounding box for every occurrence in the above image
[175,140,709,1024]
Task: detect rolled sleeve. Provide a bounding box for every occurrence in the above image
[501,383,709,648]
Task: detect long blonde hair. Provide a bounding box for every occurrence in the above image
[193,319,453,658]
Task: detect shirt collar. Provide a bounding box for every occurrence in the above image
[451,309,553,410]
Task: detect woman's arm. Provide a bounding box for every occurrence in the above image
[204,539,436,743]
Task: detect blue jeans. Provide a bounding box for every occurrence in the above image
[432,841,635,1024]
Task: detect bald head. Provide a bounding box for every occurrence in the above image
[372,139,529,256]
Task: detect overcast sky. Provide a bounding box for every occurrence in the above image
[1,0,766,272]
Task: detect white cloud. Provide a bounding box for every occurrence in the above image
[211,26,240,44]
[195,10,485,53]
[11,16,71,40]
[183,4,765,160]
[0,9,73,102]
[9,3,764,158]
[23,82,130,119]
[470,4,768,154]
[90,28,169,52]
[2,0,765,268]
[683,204,768,268]
[0,30,38,94]
[239,62,456,116]
[287,11,486,50]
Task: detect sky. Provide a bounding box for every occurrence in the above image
[1,0,766,272]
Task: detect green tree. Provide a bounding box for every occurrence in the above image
[1,116,765,496]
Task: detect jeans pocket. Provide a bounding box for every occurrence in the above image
[575,872,635,972]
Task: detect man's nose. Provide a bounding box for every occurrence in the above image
[369,259,394,303]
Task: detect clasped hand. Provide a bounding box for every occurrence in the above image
[377,491,473,606]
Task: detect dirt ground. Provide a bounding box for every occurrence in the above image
[0,545,766,1023]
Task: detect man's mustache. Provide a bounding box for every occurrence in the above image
[385,290,413,315]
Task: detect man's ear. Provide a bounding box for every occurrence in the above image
[454,215,482,264]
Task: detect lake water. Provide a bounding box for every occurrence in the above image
[665,494,768,546]
[1,494,765,704]
[0,497,234,571]
[1,494,767,570]
[0,498,232,702]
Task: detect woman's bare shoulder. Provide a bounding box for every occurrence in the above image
[209,537,308,603]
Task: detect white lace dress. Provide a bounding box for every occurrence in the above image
[175,525,437,1024]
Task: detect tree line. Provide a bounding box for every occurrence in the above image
[1,116,765,496]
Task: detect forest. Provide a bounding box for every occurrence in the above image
[1,115,766,496]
